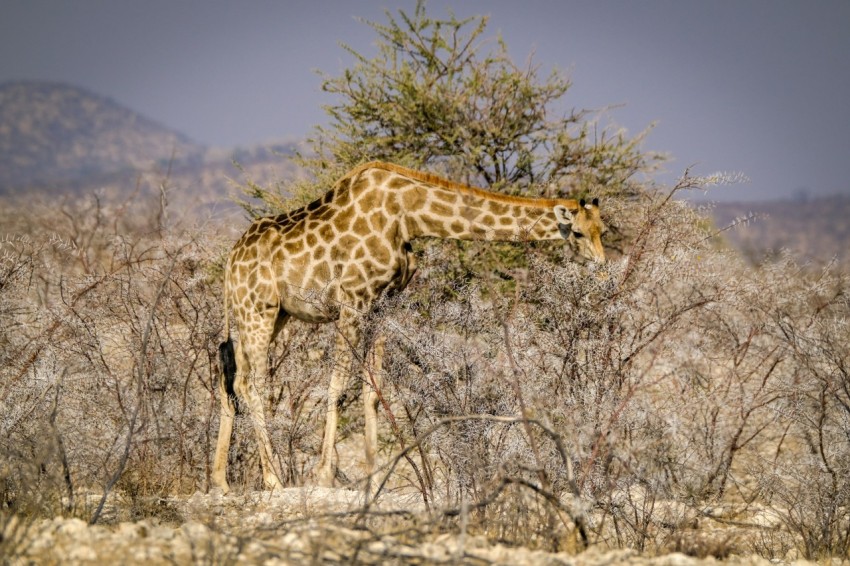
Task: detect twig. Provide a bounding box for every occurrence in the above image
[90,252,180,524]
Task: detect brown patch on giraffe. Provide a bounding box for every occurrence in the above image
[289,210,308,224]
[460,193,480,208]
[233,247,251,263]
[281,219,304,237]
[259,265,273,282]
[385,219,402,241]
[278,223,298,236]
[403,216,422,238]
[369,211,387,233]
[487,201,510,215]
[315,205,335,221]
[352,216,370,237]
[385,193,402,215]
[342,263,367,287]
[334,176,351,191]
[510,205,526,218]
[305,232,318,248]
[357,188,382,212]
[450,220,465,234]
[419,214,450,237]
[370,169,389,185]
[365,235,391,264]
[340,233,358,247]
[435,190,459,205]
[334,187,352,208]
[233,285,248,303]
[284,240,304,255]
[460,206,482,223]
[332,235,359,261]
[350,175,370,196]
[387,177,412,190]
[318,224,335,243]
[313,262,331,282]
[332,208,354,232]
[401,187,427,211]
[430,201,455,218]
[287,265,306,289]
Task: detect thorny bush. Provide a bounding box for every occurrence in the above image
[1,175,848,560]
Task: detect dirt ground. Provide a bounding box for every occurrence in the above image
[3,488,822,565]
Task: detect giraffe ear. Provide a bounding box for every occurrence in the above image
[553,205,574,226]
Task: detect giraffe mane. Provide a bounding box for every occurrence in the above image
[339,161,579,211]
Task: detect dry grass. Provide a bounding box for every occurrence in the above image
[1,175,848,562]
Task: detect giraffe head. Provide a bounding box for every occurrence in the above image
[553,198,607,263]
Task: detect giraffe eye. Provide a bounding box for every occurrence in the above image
[572,231,584,239]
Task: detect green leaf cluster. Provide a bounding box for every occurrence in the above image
[241,1,660,291]
[245,0,659,215]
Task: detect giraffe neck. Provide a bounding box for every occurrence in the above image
[392,175,578,242]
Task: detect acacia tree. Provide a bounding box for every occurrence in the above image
[244,0,657,217]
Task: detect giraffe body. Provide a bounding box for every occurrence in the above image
[213,162,606,492]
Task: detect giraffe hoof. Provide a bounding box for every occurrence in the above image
[316,470,335,488]
[209,485,230,497]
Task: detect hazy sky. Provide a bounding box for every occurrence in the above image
[2,0,849,200]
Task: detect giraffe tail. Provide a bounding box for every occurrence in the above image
[219,278,238,408]
[218,339,237,402]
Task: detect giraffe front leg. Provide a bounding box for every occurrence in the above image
[240,378,284,491]
[363,333,386,489]
[318,308,362,487]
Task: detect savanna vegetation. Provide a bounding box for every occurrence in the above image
[2,3,848,563]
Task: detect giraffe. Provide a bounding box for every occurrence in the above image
[213,161,607,493]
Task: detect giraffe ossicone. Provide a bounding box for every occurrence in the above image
[212,161,607,493]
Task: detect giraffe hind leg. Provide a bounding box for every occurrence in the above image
[235,309,286,491]
[212,337,238,493]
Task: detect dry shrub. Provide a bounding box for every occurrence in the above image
[358,174,849,558]
[0,193,228,523]
[1,173,848,561]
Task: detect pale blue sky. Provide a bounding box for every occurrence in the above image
[2,0,849,200]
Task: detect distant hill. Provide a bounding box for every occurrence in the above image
[0,81,205,191]
[707,195,850,268]
[0,81,304,215]
[3,81,847,263]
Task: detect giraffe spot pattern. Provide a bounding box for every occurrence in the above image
[215,161,605,494]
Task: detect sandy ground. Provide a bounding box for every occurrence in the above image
[3,487,820,565]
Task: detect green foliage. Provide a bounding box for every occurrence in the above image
[237,1,662,293]
[245,0,659,217]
